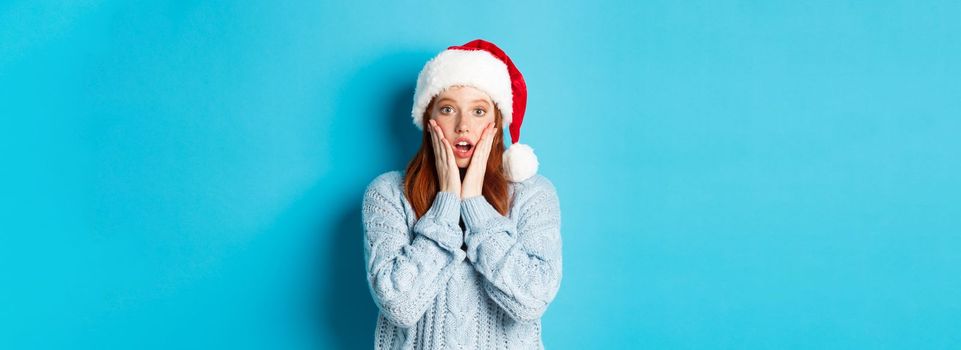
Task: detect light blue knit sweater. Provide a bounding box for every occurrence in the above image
[361,170,563,349]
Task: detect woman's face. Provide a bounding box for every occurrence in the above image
[429,85,497,168]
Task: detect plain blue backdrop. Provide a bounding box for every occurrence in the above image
[2,1,959,349]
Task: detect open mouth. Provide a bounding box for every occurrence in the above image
[453,139,474,158]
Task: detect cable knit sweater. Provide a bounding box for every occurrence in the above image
[361,170,563,349]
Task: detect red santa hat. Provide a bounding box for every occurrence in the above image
[411,39,539,183]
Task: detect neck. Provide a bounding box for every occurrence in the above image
[459,167,467,180]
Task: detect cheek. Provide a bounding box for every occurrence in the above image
[430,117,454,134]
[479,116,496,129]
[470,114,493,126]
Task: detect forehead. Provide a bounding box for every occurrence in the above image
[436,85,492,103]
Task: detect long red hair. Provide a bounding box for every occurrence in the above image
[403,99,512,220]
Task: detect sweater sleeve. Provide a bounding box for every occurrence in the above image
[460,178,563,322]
[362,177,467,328]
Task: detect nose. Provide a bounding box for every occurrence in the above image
[456,117,469,134]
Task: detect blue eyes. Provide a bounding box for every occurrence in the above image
[439,105,486,116]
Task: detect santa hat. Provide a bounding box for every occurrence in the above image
[411,39,539,183]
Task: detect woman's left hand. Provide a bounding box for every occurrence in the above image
[461,122,497,199]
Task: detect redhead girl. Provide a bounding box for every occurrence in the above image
[361,39,562,349]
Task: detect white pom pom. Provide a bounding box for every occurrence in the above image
[503,143,539,182]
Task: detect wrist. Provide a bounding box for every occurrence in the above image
[461,186,481,198]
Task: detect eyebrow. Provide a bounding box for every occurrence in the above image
[437,98,491,107]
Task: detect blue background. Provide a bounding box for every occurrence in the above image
[2,1,959,349]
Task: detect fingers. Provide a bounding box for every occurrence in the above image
[430,120,444,159]
[467,122,496,172]
[441,138,457,168]
[485,122,496,146]
[429,119,461,193]
[479,122,496,153]
[428,120,443,164]
[430,120,448,171]
[442,141,460,184]
[462,122,496,198]
[431,120,455,169]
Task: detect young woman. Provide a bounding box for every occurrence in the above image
[361,39,562,349]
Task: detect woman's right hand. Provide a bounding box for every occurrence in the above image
[428,119,461,195]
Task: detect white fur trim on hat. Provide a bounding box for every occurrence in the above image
[411,49,513,129]
[503,143,539,182]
